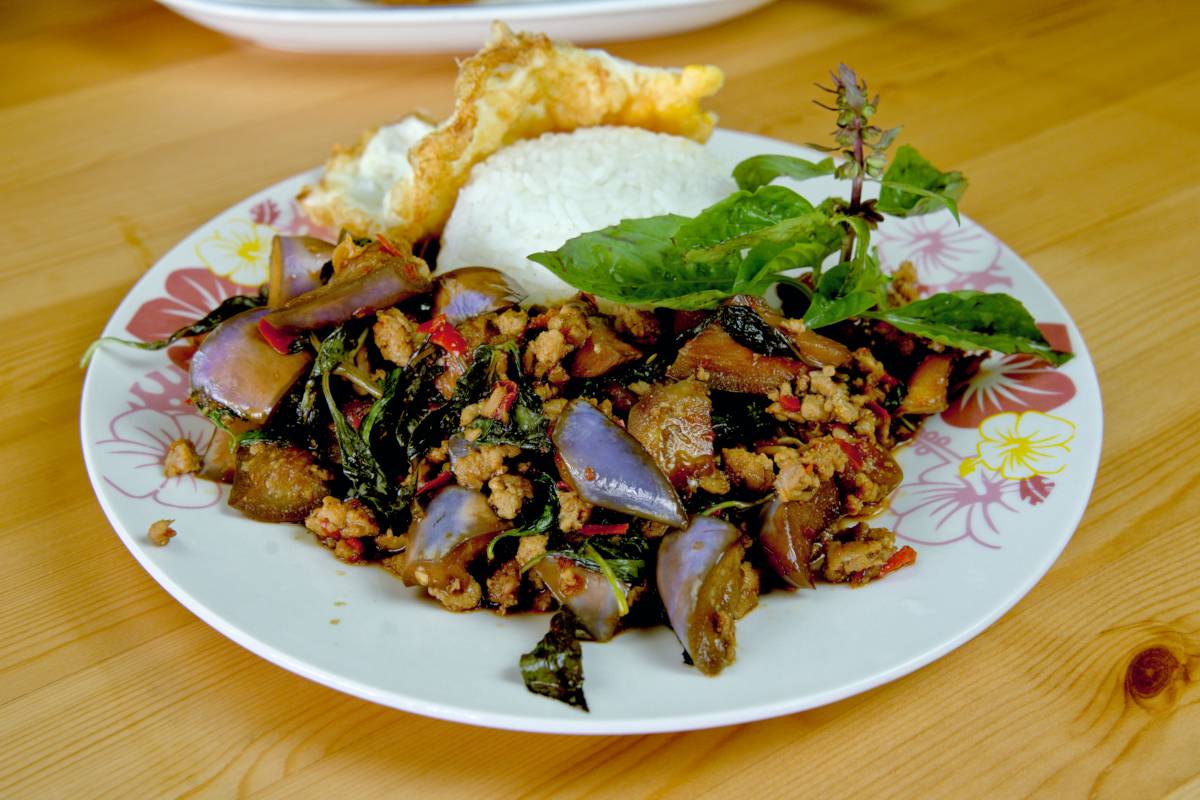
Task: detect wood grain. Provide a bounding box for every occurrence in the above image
[2,0,1199,796]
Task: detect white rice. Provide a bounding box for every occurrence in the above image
[436,126,736,306]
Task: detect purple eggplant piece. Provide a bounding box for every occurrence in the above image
[268,235,334,307]
[433,267,525,324]
[189,307,312,429]
[552,400,687,528]
[657,516,749,676]
[402,485,510,590]
[532,558,627,642]
[758,481,841,589]
[264,258,431,333]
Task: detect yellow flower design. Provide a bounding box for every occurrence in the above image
[960,410,1075,480]
[195,219,274,286]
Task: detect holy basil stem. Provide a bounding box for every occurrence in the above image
[80,291,266,367]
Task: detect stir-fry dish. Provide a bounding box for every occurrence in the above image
[89,26,1070,710]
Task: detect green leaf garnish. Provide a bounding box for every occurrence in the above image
[732,154,836,191]
[875,144,967,220]
[528,187,841,310]
[868,291,1072,365]
[520,609,588,711]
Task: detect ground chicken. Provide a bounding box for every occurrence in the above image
[546,302,591,347]
[305,496,380,539]
[773,438,850,502]
[824,525,897,583]
[557,490,593,532]
[461,383,514,427]
[888,261,921,306]
[487,560,522,613]
[527,329,572,379]
[487,474,533,520]
[767,368,862,427]
[375,531,408,551]
[147,519,176,546]
[515,534,548,567]
[429,577,483,612]
[452,443,521,489]
[373,308,421,367]
[722,448,775,493]
[602,302,659,344]
[494,308,528,339]
[542,398,568,421]
[163,438,201,478]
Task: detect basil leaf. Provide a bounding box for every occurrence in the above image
[868,291,1072,365]
[528,188,841,310]
[520,609,588,711]
[732,154,837,191]
[674,186,816,250]
[803,256,889,329]
[876,145,967,220]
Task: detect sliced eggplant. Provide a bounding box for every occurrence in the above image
[228,442,329,522]
[264,256,431,333]
[268,235,334,307]
[626,379,719,493]
[532,557,628,642]
[898,354,953,415]
[567,318,642,379]
[189,308,312,429]
[758,480,841,588]
[433,267,525,324]
[657,516,756,675]
[552,400,687,528]
[402,485,510,592]
[667,324,807,395]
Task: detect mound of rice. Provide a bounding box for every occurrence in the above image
[436,126,736,306]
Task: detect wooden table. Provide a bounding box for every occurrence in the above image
[3,0,1199,796]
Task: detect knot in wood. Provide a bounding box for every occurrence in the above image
[1125,646,1180,703]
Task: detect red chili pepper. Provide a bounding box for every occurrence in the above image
[864,400,890,421]
[375,233,404,257]
[342,397,373,431]
[835,438,864,470]
[579,523,629,536]
[340,537,365,562]
[777,395,803,413]
[493,380,518,419]
[878,545,917,578]
[257,317,296,355]
[417,470,454,496]
[418,315,469,358]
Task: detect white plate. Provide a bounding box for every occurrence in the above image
[81,129,1102,734]
[156,0,776,53]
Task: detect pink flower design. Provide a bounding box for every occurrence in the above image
[127,364,192,414]
[886,428,1020,549]
[251,199,282,226]
[942,323,1075,428]
[125,267,245,343]
[876,215,1012,293]
[96,407,223,509]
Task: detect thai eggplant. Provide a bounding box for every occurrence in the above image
[552,399,687,528]
[657,516,757,676]
[189,307,312,429]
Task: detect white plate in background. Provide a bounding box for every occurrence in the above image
[157,0,777,53]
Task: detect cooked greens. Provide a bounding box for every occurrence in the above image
[520,609,589,711]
